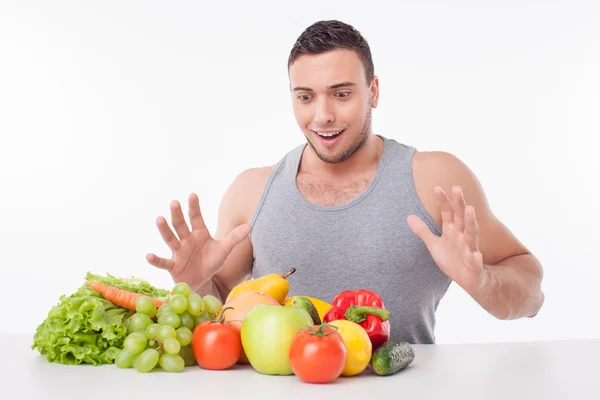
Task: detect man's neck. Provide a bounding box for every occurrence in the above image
[300,133,384,179]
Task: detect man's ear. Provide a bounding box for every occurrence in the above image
[370,75,380,108]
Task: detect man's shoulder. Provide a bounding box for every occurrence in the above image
[412,149,472,182]
[220,165,274,224]
[224,143,305,221]
[410,149,482,226]
[235,165,274,187]
[231,143,305,190]
[226,165,274,204]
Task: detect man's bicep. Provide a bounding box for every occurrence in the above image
[441,153,531,265]
[212,234,254,297]
[476,213,530,266]
[211,168,268,298]
[414,150,530,265]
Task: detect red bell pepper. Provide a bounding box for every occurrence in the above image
[322,289,391,351]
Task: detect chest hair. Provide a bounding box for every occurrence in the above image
[297,175,371,206]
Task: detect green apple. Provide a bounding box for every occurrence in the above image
[241,304,313,375]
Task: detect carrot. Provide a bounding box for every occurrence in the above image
[85,280,165,311]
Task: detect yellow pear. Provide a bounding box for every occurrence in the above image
[225,268,296,304]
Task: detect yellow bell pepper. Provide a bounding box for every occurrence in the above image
[283,296,332,322]
[326,319,372,376]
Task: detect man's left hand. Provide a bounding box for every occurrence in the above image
[407,185,488,295]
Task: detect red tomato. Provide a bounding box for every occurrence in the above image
[289,324,347,383]
[192,320,241,370]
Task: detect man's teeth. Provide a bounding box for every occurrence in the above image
[316,130,342,137]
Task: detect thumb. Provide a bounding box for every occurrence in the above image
[220,223,252,256]
[407,215,437,247]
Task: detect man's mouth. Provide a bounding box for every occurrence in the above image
[312,129,345,142]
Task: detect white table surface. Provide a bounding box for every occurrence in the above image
[6,333,599,399]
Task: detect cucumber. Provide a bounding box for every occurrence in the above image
[290,296,321,325]
[370,340,415,376]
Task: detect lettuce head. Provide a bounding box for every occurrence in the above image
[32,272,170,366]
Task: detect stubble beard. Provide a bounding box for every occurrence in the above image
[306,108,372,164]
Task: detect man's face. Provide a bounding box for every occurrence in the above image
[288,49,379,164]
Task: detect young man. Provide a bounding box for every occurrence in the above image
[146,20,544,344]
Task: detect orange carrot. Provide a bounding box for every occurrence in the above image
[85,280,165,311]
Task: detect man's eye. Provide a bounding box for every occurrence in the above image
[298,94,311,101]
[336,92,351,98]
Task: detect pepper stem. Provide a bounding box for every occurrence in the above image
[344,305,390,323]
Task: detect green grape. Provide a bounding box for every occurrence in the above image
[133,348,160,373]
[179,345,196,367]
[115,349,136,368]
[157,325,177,342]
[172,282,191,298]
[187,293,205,316]
[158,312,181,329]
[129,313,153,333]
[179,312,195,330]
[148,339,159,348]
[145,323,161,341]
[123,332,148,354]
[156,303,172,318]
[163,337,181,355]
[202,295,222,315]
[135,297,157,318]
[175,327,193,347]
[159,353,185,373]
[169,294,188,314]
[194,312,210,326]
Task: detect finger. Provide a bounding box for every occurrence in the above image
[218,223,252,258]
[170,200,191,240]
[146,253,175,271]
[156,216,181,251]
[463,251,483,273]
[434,186,454,226]
[188,193,207,232]
[473,250,483,267]
[451,186,467,233]
[466,250,484,272]
[463,205,479,252]
[407,214,438,249]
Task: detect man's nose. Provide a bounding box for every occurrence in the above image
[314,99,335,126]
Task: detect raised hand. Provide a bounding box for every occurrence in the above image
[146,193,251,292]
[407,185,487,295]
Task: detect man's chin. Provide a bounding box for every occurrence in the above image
[312,145,352,164]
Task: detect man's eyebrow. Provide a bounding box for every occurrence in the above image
[292,81,357,91]
[328,81,357,89]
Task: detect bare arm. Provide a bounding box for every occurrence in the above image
[475,251,544,319]
[410,151,545,320]
[207,167,272,302]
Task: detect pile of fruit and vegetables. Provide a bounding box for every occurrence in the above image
[32,269,415,383]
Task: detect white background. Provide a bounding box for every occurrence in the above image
[1,0,598,344]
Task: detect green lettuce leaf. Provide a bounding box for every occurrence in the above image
[32,272,170,366]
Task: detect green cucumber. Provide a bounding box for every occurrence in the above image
[290,296,321,325]
[370,340,415,376]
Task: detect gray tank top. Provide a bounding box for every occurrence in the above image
[249,135,451,344]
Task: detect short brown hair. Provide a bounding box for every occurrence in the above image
[288,20,375,84]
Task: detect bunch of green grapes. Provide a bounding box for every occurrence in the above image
[115,282,223,373]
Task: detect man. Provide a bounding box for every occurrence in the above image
[146,20,545,344]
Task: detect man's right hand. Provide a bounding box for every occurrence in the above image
[146,193,252,293]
